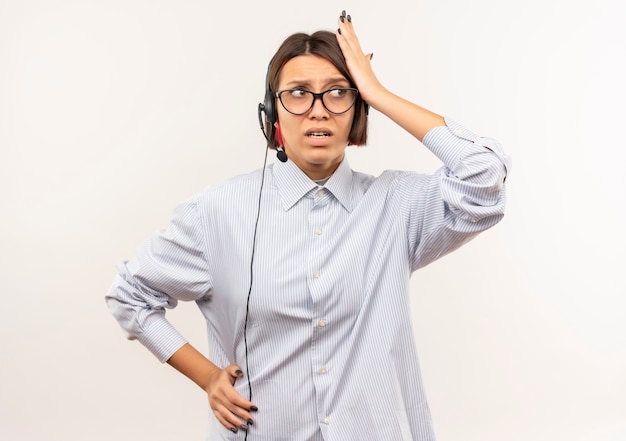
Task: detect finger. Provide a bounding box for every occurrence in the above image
[212,393,255,431]
[207,367,257,431]
[214,409,241,433]
[337,11,356,38]
[225,365,245,383]
[336,12,365,59]
[220,406,251,432]
[223,365,256,411]
[227,392,257,424]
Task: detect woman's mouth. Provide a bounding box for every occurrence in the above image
[307,132,331,138]
[306,128,332,138]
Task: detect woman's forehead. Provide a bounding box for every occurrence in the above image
[278,55,348,88]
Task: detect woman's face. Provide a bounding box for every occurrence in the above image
[275,55,355,180]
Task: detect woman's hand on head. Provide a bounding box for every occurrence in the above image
[335,10,384,106]
[206,364,257,433]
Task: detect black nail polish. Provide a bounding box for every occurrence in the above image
[230,427,238,433]
[370,53,374,60]
[250,405,258,411]
[235,369,243,375]
[347,15,352,22]
[337,28,342,35]
[340,15,345,23]
[342,10,346,17]
[240,424,249,431]
[247,418,254,425]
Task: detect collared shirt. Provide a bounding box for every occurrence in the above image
[106,118,510,441]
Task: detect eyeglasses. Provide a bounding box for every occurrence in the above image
[275,88,359,115]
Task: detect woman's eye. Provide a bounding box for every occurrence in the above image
[328,89,346,97]
[290,90,308,98]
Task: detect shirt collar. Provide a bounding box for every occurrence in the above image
[272,157,354,212]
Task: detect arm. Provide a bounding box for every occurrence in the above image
[405,121,509,271]
[336,11,509,270]
[336,11,445,141]
[105,196,256,432]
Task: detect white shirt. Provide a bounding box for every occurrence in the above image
[106,117,510,440]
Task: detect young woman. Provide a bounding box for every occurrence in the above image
[106,10,510,441]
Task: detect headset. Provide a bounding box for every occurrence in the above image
[240,60,289,441]
[241,60,280,441]
[257,61,288,162]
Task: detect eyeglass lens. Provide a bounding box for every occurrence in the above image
[278,89,357,115]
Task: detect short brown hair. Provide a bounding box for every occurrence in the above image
[265,30,368,147]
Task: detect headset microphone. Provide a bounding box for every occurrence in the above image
[275,147,287,163]
[257,103,288,163]
[273,123,287,163]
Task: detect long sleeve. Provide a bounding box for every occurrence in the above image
[402,117,510,271]
[105,195,213,362]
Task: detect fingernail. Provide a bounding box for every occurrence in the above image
[340,15,345,23]
[240,424,249,431]
[250,405,259,411]
[230,427,238,433]
[370,53,374,60]
[337,28,342,35]
[247,418,254,425]
[235,369,243,376]
[342,10,346,17]
[347,15,352,22]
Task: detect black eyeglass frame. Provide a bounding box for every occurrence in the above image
[275,88,359,115]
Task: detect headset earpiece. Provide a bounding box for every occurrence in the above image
[263,62,276,144]
[258,61,287,162]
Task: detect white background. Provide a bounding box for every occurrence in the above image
[1,0,625,440]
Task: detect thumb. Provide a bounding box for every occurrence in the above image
[226,365,245,379]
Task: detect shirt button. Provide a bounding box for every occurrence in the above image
[318,319,326,327]
[317,190,324,197]
[323,417,330,425]
[319,367,327,374]
[454,130,463,137]
[315,227,322,235]
[313,271,320,278]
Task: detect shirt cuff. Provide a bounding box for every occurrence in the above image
[137,315,188,363]
[423,117,511,174]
